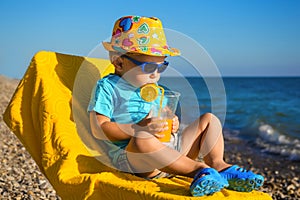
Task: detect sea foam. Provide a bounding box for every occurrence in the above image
[257,124,300,161]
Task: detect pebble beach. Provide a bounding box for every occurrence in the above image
[0,75,299,199]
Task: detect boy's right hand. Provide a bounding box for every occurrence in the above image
[136,117,169,139]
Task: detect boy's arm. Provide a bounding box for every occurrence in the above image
[90,111,171,141]
[89,111,134,141]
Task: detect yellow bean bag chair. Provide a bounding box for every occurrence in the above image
[3,51,272,200]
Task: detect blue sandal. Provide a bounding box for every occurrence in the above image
[190,168,229,197]
[219,165,264,192]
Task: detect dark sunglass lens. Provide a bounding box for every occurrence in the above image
[144,63,158,73]
[158,64,168,73]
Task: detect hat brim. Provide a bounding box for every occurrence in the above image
[102,42,180,57]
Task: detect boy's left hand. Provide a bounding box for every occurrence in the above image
[172,115,179,133]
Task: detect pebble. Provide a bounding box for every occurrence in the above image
[0,76,60,199]
[225,134,300,200]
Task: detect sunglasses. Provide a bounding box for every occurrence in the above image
[121,54,169,74]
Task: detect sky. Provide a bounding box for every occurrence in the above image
[0,0,299,78]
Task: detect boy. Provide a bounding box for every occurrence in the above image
[88,15,264,197]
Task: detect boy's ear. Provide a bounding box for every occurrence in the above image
[111,55,123,73]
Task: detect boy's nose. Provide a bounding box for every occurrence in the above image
[149,70,159,79]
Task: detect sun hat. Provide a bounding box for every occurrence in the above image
[102,16,180,57]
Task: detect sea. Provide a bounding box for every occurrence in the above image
[159,77,300,161]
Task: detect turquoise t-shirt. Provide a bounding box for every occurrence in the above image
[88,74,167,158]
[88,74,165,124]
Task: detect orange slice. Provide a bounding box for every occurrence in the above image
[140,84,159,102]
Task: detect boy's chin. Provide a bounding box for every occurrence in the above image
[141,81,158,87]
[131,81,159,88]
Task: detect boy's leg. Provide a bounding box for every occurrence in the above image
[125,131,209,178]
[125,130,229,197]
[180,113,230,171]
[125,112,229,177]
[179,113,264,191]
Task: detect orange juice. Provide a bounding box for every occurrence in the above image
[158,119,172,142]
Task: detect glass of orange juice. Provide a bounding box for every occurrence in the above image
[151,90,180,142]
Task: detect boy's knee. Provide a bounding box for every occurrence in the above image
[200,112,213,122]
[199,113,222,129]
[201,113,219,122]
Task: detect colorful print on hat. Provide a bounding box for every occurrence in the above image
[102,16,180,57]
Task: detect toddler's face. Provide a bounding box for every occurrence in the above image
[120,54,166,88]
